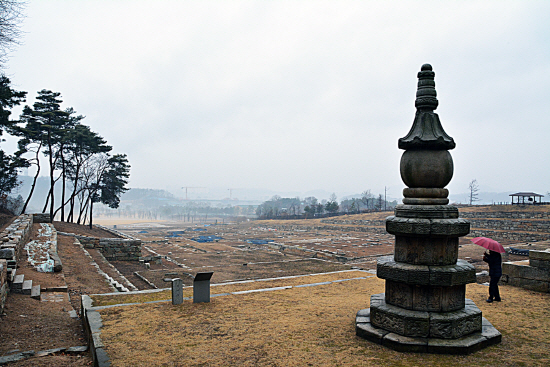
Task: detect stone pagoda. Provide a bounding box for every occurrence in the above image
[355,64,501,354]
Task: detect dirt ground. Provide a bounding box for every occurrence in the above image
[0,220,120,366]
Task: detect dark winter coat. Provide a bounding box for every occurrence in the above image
[483,251,502,277]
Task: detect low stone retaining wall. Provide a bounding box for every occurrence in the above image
[32,213,51,223]
[97,238,141,261]
[0,214,34,314]
[0,259,7,313]
[259,224,387,235]
[58,232,141,261]
[320,219,387,227]
[469,229,548,243]
[316,210,550,244]
[25,223,62,272]
[461,211,550,219]
[458,210,550,242]
[502,249,550,293]
[93,224,136,240]
[470,219,550,233]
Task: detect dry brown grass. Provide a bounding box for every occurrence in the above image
[98,271,550,367]
[91,271,371,307]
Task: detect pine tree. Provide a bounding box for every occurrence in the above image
[18,90,69,220]
[0,74,26,197]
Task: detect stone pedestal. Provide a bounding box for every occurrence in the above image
[355,64,501,354]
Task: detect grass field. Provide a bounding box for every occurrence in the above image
[96,271,550,367]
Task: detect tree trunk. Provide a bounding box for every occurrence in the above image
[47,129,55,222]
[21,152,41,214]
[67,164,81,223]
[42,186,51,213]
[60,149,66,221]
[49,158,55,221]
[89,200,93,229]
[77,194,89,224]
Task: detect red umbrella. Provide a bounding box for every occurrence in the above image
[471,237,505,253]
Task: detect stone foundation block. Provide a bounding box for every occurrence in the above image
[385,281,466,312]
[505,264,550,282]
[394,236,458,265]
[32,213,51,223]
[529,259,550,270]
[356,308,501,355]
[370,293,430,337]
[481,317,502,342]
[521,267,550,282]
[386,216,470,237]
[427,332,486,354]
[377,257,430,285]
[429,261,476,286]
[370,294,482,339]
[394,205,459,219]
[383,333,428,353]
[530,250,550,262]
[511,278,549,292]
[502,262,524,278]
[429,300,482,339]
[0,248,15,259]
[377,257,475,286]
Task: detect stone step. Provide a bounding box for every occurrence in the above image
[31,284,41,299]
[7,267,16,282]
[22,279,32,295]
[42,285,68,292]
[11,274,24,292]
[0,248,15,260]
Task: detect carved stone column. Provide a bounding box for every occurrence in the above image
[355,64,501,354]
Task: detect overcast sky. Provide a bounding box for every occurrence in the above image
[4,0,550,201]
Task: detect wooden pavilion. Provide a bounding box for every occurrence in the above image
[509,192,545,205]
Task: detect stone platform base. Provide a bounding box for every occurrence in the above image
[356,308,501,354]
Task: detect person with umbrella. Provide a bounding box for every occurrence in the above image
[472,237,505,303]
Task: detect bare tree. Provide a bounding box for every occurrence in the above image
[361,190,374,210]
[468,179,480,205]
[0,0,25,65]
[375,194,383,211]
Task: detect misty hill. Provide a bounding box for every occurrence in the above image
[121,188,175,200]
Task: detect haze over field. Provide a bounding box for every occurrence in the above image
[5,0,550,200]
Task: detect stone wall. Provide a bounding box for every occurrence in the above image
[58,232,141,261]
[318,210,550,243]
[460,210,550,242]
[502,250,550,293]
[0,259,7,314]
[468,229,548,243]
[32,213,51,223]
[0,214,34,314]
[461,211,550,219]
[320,219,387,227]
[97,238,141,261]
[260,224,387,236]
[470,219,550,232]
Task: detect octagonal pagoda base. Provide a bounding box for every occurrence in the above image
[355,308,501,355]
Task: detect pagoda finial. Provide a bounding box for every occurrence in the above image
[415,63,438,111]
[398,64,455,150]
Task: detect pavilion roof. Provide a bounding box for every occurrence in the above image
[509,192,544,197]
